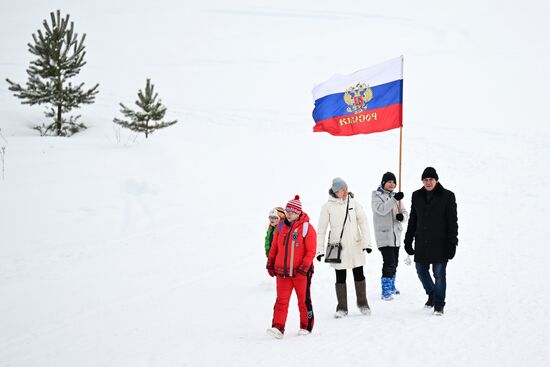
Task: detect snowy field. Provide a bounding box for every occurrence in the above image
[1,0,549,366]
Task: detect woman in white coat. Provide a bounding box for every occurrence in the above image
[317,177,373,317]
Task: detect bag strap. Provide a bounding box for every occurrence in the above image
[277,221,284,234]
[338,196,350,242]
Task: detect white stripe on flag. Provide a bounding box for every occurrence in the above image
[312,55,403,101]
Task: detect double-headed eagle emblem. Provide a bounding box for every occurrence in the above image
[344,83,373,114]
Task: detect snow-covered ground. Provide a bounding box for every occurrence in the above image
[1,1,549,366]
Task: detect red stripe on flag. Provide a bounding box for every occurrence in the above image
[313,104,402,136]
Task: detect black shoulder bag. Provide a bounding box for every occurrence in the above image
[325,196,350,263]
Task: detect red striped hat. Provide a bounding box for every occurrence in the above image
[285,195,302,214]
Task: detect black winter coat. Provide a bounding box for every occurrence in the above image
[404,182,458,263]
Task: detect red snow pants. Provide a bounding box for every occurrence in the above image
[271,273,314,333]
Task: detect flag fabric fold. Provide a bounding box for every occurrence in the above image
[312,56,403,136]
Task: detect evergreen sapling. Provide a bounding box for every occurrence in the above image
[6,10,99,136]
[113,79,177,139]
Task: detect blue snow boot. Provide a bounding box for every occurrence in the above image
[381,277,394,300]
[391,274,400,295]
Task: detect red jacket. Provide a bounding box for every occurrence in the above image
[267,212,317,277]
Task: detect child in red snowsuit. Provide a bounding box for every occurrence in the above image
[266,195,316,338]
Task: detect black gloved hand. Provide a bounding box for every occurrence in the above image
[317,255,324,262]
[448,244,456,260]
[396,213,404,221]
[394,192,404,201]
[363,248,372,253]
[404,242,415,255]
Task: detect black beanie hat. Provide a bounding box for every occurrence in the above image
[381,172,397,186]
[421,167,439,180]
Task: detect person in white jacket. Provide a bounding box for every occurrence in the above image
[317,177,373,317]
[371,172,409,300]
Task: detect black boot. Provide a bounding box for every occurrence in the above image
[354,279,371,315]
[424,295,434,308]
[335,283,348,318]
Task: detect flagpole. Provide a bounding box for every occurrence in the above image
[397,126,403,213]
[397,55,404,214]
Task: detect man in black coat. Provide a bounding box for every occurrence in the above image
[404,167,458,315]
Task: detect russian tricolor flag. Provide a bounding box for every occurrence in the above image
[312,56,403,136]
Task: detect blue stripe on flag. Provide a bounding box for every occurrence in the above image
[313,79,403,123]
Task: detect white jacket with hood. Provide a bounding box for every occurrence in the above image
[317,192,373,270]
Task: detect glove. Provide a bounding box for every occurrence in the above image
[394,192,404,201]
[363,248,372,254]
[267,268,275,277]
[396,213,404,221]
[448,244,456,260]
[404,242,415,255]
[317,254,324,262]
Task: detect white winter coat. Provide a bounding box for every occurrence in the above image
[317,193,373,270]
[371,187,409,248]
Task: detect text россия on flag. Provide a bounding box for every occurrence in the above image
[312,56,403,136]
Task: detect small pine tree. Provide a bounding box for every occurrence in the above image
[113,79,177,139]
[6,10,99,136]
